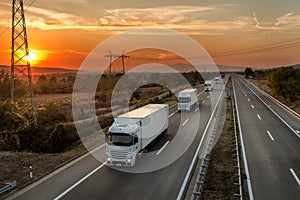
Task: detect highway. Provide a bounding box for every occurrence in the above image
[233,75,300,200]
[8,81,226,200]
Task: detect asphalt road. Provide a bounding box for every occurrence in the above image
[233,75,300,200]
[8,82,226,200]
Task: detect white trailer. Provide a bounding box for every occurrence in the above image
[204,80,214,91]
[214,76,220,84]
[177,89,198,112]
[106,104,169,166]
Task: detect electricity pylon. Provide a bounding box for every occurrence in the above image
[104,50,129,74]
[11,0,37,127]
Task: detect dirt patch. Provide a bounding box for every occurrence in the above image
[0,144,85,193]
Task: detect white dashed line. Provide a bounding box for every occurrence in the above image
[248,98,250,102]
[195,107,199,112]
[251,105,254,109]
[202,100,205,104]
[257,114,261,120]
[245,94,247,97]
[156,141,170,155]
[296,130,300,134]
[168,112,175,118]
[267,131,274,141]
[207,96,209,99]
[182,119,189,126]
[290,168,300,186]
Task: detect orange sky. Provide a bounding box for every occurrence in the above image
[1,0,300,70]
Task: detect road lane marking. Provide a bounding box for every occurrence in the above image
[289,168,300,186]
[257,114,261,120]
[182,119,189,126]
[195,107,199,112]
[245,94,247,96]
[267,131,274,141]
[170,103,177,109]
[251,105,254,109]
[202,100,205,104]
[54,162,107,200]
[207,96,209,99]
[240,78,300,139]
[248,98,250,102]
[156,141,170,155]
[197,90,204,97]
[168,112,176,118]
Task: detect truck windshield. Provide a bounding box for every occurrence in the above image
[107,132,135,146]
[178,97,191,103]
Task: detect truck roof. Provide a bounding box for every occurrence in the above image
[179,88,197,93]
[118,104,168,119]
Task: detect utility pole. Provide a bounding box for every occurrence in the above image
[104,50,113,75]
[119,51,129,74]
[11,0,37,127]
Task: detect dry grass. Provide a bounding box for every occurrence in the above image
[0,144,85,192]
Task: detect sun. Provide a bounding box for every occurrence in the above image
[27,51,37,62]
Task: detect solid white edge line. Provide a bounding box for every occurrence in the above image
[54,162,107,200]
[176,77,228,200]
[6,143,107,200]
[240,78,300,139]
[168,112,176,118]
[289,168,300,186]
[156,141,170,155]
[233,76,254,200]
[257,114,261,120]
[248,80,300,119]
[267,130,275,141]
[182,119,189,126]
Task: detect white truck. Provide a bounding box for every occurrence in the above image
[204,80,214,91]
[106,104,169,166]
[177,89,198,112]
[214,76,220,84]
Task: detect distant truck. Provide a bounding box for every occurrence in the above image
[106,104,169,166]
[214,76,220,84]
[204,80,214,91]
[177,89,198,112]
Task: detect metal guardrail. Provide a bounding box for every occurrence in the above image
[191,92,226,200]
[0,180,16,195]
[231,96,243,199]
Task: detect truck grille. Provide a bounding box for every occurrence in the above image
[110,150,130,160]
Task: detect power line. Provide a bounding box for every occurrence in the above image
[0,0,37,38]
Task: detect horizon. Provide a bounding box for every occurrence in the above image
[1,0,300,70]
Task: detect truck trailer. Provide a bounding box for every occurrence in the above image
[177,89,198,112]
[106,104,169,166]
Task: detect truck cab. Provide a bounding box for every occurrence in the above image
[204,81,213,91]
